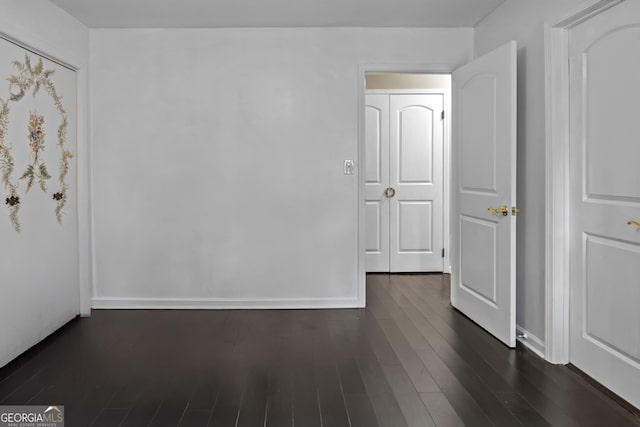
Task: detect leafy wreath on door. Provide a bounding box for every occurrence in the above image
[0,54,74,231]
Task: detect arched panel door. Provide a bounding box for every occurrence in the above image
[365,93,444,273]
[569,0,640,409]
[451,41,517,348]
[389,95,444,272]
[364,95,390,272]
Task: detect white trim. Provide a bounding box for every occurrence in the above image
[544,23,571,364]
[77,65,92,317]
[0,29,92,318]
[92,297,361,310]
[358,63,455,278]
[357,64,366,307]
[443,84,452,275]
[516,325,546,359]
[0,33,75,71]
[552,0,624,28]
[544,0,623,364]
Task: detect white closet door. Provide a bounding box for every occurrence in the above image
[0,38,79,367]
[569,0,640,409]
[389,94,444,272]
[365,94,390,272]
[365,93,444,273]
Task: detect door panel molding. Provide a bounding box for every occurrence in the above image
[398,200,433,253]
[365,201,383,253]
[459,215,498,306]
[397,105,435,184]
[582,233,640,368]
[459,74,498,194]
[364,105,383,184]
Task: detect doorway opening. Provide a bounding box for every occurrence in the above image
[363,72,451,274]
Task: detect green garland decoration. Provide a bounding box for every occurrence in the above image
[0,54,73,230]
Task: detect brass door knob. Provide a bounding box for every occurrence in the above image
[488,205,509,216]
[385,187,396,198]
[628,220,640,228]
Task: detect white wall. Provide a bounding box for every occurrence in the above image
[0,0,89,368]
[474,0,583,344]
[90,28,472,308]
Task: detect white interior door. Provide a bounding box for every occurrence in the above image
[365,93,444,273]
[569,0,640,409]
[451,41,517,348]
[365,94,391,272]
[389,94,444,272]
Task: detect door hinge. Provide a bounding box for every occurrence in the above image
[442,248,445,258]
[441,110,445,120]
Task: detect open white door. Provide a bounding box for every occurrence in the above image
[451,41,517,347]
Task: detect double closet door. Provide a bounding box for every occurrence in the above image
[365,93,444,272]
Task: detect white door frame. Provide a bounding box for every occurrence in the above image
[544,0,625,364]
[357,63,453,306]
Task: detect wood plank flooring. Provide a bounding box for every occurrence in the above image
[0,273,638,426]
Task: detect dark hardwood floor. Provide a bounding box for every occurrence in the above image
[1,273,639,426]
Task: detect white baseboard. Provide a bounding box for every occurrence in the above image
[91,296,363,310]
[516,325,546,359]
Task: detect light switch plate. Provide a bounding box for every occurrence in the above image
[344,160,355,175]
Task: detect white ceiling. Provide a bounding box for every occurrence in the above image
[49,0,507,28]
